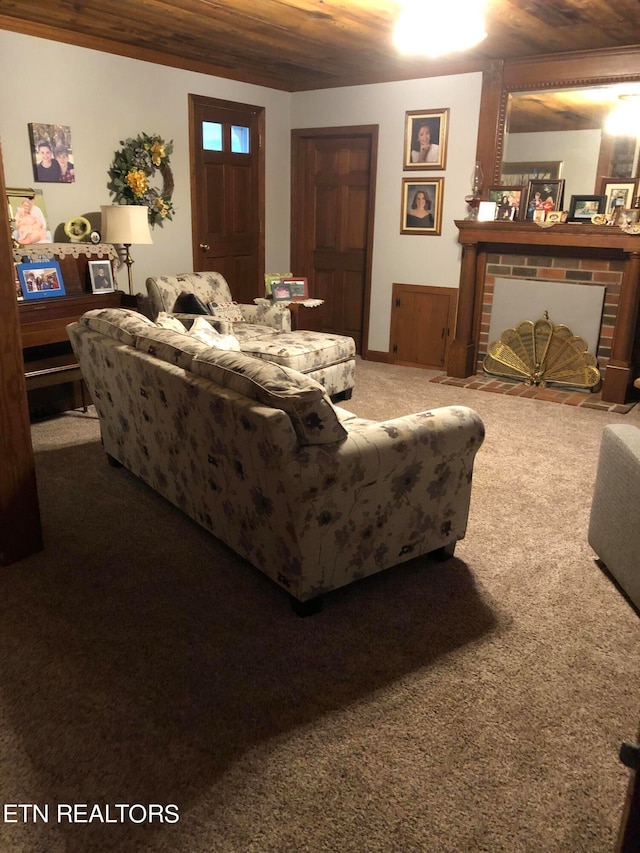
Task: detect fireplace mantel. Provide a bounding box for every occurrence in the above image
[448,220,640,404]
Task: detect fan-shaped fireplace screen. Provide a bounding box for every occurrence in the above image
[483,314,601,389]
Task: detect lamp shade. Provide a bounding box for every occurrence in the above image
[101,204,153,245]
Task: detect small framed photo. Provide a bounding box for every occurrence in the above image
[7,188,51,245]
[282,277,309,301]
[477,201,497,222]
[17,261,66,300]
[525,179,565,220]
[546,211,564,224]
[488,186,524,221]
[403,109,449,170]
[88,260,115,293]
[598,178,638,219]
[400,178,444,235]
[619,208,640,229]
[264,272,292,297]
[272,282,292,301]
[567,194,606,223]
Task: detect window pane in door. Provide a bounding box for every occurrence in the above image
[231,125,250,154]
[202,121,223,151]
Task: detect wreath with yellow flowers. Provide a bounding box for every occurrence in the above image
[107,132,175,227]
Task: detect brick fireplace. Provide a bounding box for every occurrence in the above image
[448,220,640,404]
[479,252,623,375]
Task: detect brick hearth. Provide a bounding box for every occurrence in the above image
[430,372,637,414]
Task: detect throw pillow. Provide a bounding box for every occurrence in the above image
[191,350,347,446]
[206,301,245,324]
[156,313,188,333]
[135,327,209,371]
[175,292,211,315]
[188,316,240,350]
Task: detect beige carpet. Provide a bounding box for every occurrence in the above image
[1,357,639,852]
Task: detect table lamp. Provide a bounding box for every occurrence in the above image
[100,204,152,295]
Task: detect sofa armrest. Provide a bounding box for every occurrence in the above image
[588,424,640,608]
[339,406,485,482]
[239,303,291,332]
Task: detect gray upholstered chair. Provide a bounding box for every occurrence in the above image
[588,424,640,613]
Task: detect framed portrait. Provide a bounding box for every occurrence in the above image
[598,178,638,218]
[272,282,292,301]
[488,185,524,221]
[88,260,115,293]
[524,179,565,220]
[282,277,309,300]
[567,194,606,223]
[28,122,75,183]
[501,161,563,187]
[400,178,444,235]
[7,187,51,245]
[17,261,66,300]
[403,109,449,170]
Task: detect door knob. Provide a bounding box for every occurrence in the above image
[199,243,210,252]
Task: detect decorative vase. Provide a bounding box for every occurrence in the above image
[465,162,484,220]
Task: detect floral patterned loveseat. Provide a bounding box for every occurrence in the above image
[68,308,485,614]
[146,272,356,400]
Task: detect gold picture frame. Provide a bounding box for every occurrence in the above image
[400,178,444,235]
[403,109,449,170]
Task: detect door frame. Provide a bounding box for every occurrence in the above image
[188,93,265,283]
[290,125,378,358]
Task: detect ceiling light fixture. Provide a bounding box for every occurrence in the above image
[605,94,640,136]
[393,0,488,57]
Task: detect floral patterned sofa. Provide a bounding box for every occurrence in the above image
[67,308,485,614]
[146,271,356,399]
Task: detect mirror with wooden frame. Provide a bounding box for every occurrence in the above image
[476,48,640,209]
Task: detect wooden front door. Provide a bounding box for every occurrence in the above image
[189,94,264,304]
[291,127,378,355]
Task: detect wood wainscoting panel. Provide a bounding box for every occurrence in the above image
[389,283,457,370]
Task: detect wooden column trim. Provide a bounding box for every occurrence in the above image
[602,249,640,403]
[448,241,478,377]
[0,143,43,564]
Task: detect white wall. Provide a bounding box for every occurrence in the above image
[0,30,483,355]
[292,74,483,350]
[0,30,292,292]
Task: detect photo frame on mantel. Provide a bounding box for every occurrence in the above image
[524,179,565,221]
[598,177,638,220]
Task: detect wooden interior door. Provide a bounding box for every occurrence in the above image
[189,94,264,304]
[291,127,378,355]
[390,283,457,370]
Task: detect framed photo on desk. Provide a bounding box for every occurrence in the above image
[272,282,292,301]
[282,277,309,300]
[88,260,115,293]
[17,261,66,300]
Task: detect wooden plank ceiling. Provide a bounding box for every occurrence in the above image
[0,0,639,93]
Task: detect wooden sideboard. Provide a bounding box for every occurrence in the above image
[448,220,640,404]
